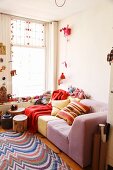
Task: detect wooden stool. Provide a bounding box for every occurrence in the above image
[13,114,27,132]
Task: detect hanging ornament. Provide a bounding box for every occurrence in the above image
[0,58,3,62]
[58,73,66,85]
[0,86,8,103]
[58,78,61,85]
[0,66,6,72]
[10,70,17,76]
[1,66,6,70]
[107,47,113,65]
[60,73,66,79]
[62,61,67,68]
[2,77,6,80]
[59,25,72,84]
[60,25,71,38]
[0,43,6,55]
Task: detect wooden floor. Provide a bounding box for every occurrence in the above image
[0,126,91,170]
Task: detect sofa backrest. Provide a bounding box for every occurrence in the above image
[80,99,108,113]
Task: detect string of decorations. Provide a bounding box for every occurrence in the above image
[10,18,45,77]
[0,42,6,87]
[11,19,44,48]
[58,25,71,85]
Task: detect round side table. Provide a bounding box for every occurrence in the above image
[13,114,27,133]
[8,107,25,117]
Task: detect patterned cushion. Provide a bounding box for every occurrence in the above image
[56,101,90,125]
[51,99,70,116]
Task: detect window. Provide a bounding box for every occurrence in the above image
[11,18,46,97]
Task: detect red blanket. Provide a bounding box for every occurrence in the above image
[25,103,52,132]
[52,89,69,100]
[25,89,69,132]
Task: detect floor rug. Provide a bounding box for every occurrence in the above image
[0,131,72,170]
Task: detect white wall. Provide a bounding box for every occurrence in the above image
[58,0,113,103]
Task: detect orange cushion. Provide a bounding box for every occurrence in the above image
[56,101,90,125]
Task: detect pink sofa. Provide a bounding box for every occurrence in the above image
[46,99,108,168]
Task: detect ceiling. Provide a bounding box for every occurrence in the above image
[0,0,102,22]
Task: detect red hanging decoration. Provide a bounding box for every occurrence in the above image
[60,25,71,37]
[10,70,17,76]
[60,73,65,79]
[58,73,66,85]
[58,78,61,85]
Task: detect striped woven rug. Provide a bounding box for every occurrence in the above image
[0,131,72,170]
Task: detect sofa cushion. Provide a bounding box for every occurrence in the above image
[80,99,108,112]
[38,115,60,137]
[68,96,81,102]
[56,101,91,125]
[47,119,71,154]
[51,99,70,116]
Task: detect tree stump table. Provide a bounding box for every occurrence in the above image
[8,107,25,117]
[13,114,27,132]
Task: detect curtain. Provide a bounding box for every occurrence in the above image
[46,21,58,92]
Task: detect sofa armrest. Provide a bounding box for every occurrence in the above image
[68,111,107,168]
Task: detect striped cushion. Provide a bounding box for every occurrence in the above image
[56,101,90,125]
